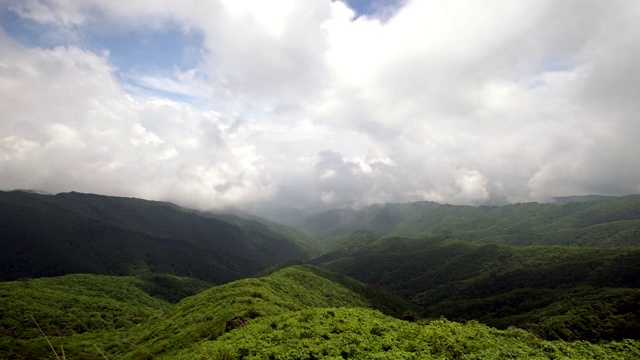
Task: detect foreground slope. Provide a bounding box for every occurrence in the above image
[0,273,210,359]
[3,266,639,359]
[0,190,316,282]
[312,232,640,341]
[301,195,640,247]
[126,265,418,358]
[179,308,640,360]
[0,266,415,359]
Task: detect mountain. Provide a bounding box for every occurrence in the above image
[2,266,638,359]
[0,190,317,283]
[311,231,640,341]
[202,212,319,256]
[250,204,313,226]
[299,195,640,247]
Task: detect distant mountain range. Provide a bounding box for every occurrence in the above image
[298,194,640,247]
[551,194,617,204]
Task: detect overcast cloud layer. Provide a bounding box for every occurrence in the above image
[1,0,639,216]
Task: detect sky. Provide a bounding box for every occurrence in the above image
[1,0,639,218]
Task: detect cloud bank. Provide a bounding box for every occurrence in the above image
[1,0,639,215]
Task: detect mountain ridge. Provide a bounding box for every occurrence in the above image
[298,194,640,247]
[0,190,316,283]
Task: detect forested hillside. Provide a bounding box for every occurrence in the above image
[300,195,640,247]
[187,308,639,359]
[2,266,638,359]
[0,190,317,283]
[0,272,211,359]
[312,231,640,341]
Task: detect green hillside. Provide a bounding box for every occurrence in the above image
[0,190,316,283]
[0,266,416,359]
[0,273,210,359]
[311,232,640,341]
[126,265,418,358]
[300,195,640,247]
[3,266,638,359]
[177,308,640,360]
[204,212,320,256]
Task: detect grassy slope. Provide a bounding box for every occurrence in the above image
[2,266,639,359]
[0,273,209,359]
[0,191,314,283]
[126,265,417,358]
[311,232,640,341]
[301,195,640,247]
[179,308,640,360]
[0,266,415,359]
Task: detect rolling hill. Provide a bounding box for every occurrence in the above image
[0,265,414,359]
[311,231,640,341]
[2,266,638,359]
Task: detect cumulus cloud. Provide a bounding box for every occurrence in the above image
[1,0,640,215]
[0,28,271,209]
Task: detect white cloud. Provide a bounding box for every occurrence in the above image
[1,0,640,214]
[0,28,271,209]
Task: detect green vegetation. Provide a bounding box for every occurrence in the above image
[3,190,640,358]
[0,273,209,359]
[125,265,417,358]
[3,266,639,359]
[301,195,640,247]
[312,232,640,341]
[181,308,640,360]
[204,213,320,257]
[0,190,316,283]
[0,266,416,358]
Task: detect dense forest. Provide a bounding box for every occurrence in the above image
[1,190,640,358]
[299,195,640,247]
[311,232,640,341]
[0,191,318,283]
